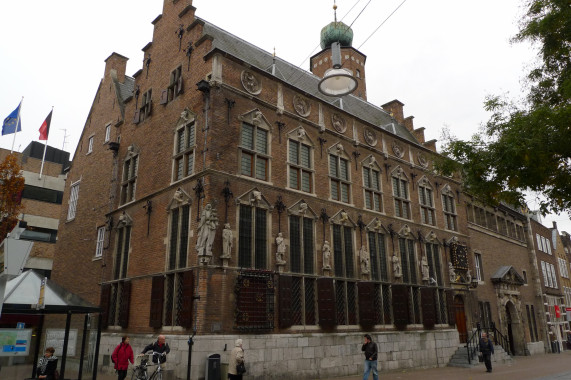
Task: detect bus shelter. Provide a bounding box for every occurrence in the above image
[0,270,102,380]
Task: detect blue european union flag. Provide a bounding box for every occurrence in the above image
[2,103,22,136]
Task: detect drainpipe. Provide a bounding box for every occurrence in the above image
[196,79,211,173]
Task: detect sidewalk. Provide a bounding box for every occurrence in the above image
[332,350,571,380]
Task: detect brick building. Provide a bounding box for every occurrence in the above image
[49,0,558,378]
[0,142,69,280]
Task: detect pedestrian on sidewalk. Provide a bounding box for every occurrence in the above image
[479,332,494,373]
[228,338,245,380]
[361,334,379,380]
[111,336,134,380]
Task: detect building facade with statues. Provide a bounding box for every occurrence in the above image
[46,1,562,378]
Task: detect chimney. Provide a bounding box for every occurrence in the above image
[404,116,414,132]
[381,100,404,125]
[104,53,129,83]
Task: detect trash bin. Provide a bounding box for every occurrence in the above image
[221,362,229,380]
[205,353,221,380]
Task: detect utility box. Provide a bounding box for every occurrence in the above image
[205,353,221,380]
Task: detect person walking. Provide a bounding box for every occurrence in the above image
[361,334,379,380]
[479,332,495,373]
[228,338,245,380]
[37,347,58,380]
[141,335,170,364]
[112,336,134,380]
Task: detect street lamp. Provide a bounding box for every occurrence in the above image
[318,42,358,97]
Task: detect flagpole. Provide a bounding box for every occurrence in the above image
[10,97,23,154]
[39,106,53,180]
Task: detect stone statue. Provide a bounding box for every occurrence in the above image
[339,211,349,224]
[392,254,402,278]
[276,232,286,265]
[322,241,331,270]
[421,255,430,281]
[360,246,370,275]
[448,262,456,283]
[466,269,472,283]
[221,223,233,259]
[196,203,218,259]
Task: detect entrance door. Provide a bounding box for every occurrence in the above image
[506,304,515,354]
[454,295,467,343]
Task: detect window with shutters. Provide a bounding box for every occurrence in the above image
[288,138,313,193]
[139,89,152,122]
[238,204,268,269]
[362,159,382,212]
[289,215,314,274]
[425,242,443,286]
[235,270,275,331]
[120,150,139,205]
[95,226,105,258]
[392,170,410,219]
[418,180,435,225]
[167,66,183,102]
[367,231,388,281]
[329,149,351,203]
[332,224,354,278]
[66,180,80,221]
[441,187,457,231]
[173,122,196,181]
[240,122,269,181]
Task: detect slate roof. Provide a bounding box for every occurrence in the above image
[200,18,420,145]
[491,265,525,285]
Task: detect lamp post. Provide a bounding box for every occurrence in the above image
[318,42,358,97]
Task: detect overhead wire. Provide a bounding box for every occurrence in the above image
[357,0,408,50]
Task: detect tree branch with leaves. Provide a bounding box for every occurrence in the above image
[0,154,25,240]
[437,0,571,215]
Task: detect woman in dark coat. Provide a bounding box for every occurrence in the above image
[112,336,135,380]
[37,347,58,380]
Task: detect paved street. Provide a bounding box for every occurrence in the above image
[4,350,570,379]
[334,350,571,380]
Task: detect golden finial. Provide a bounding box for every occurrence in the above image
[333,0,337,22]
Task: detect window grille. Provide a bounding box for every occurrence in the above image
[234,270,275,331]
[291,276,303,325]
[335,280,346,325]
[305,278,316,325]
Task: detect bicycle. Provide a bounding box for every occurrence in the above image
[131,351,167,380]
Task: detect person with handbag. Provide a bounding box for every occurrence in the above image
[228,338,245,379]
[37,347,58,380]
[112,336,134,380]
[479,332,495,372]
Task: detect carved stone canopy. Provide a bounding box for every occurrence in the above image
[491,266,525,286]
[287,199,318,219]
[167,187,192,210]
[238,109,272,131]
[330,209,356,227]
[116,211,133,228]
[235,187,273,210]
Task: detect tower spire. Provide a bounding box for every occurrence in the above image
[333,0,337,23]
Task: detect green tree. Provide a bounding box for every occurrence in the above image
[0,153,25,240]
[438,0,571,214]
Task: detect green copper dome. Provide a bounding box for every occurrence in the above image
[320,22,353,50]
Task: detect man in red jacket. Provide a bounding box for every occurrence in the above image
[112,336,134,380]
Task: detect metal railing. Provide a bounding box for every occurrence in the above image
[466,323,511,364]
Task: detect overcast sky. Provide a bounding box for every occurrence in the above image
[1,0,569,233]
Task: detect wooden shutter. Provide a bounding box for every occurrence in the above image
[118,281,131,328]
[446,290,456,326]
[317,277,336,328]
[357,282,375,328]
[147,98,152,116]
[99,284,112,329]
[149,276,165,328]
[133,110,140,124]
[160,90,168,105]
[278,275,293,329]
[392,284,409,331]
[420,287,436,330]
[178,271,194,328]
[176,77,184,95]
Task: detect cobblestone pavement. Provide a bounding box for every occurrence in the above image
[4,351,570,379]
[333,350,571,380]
